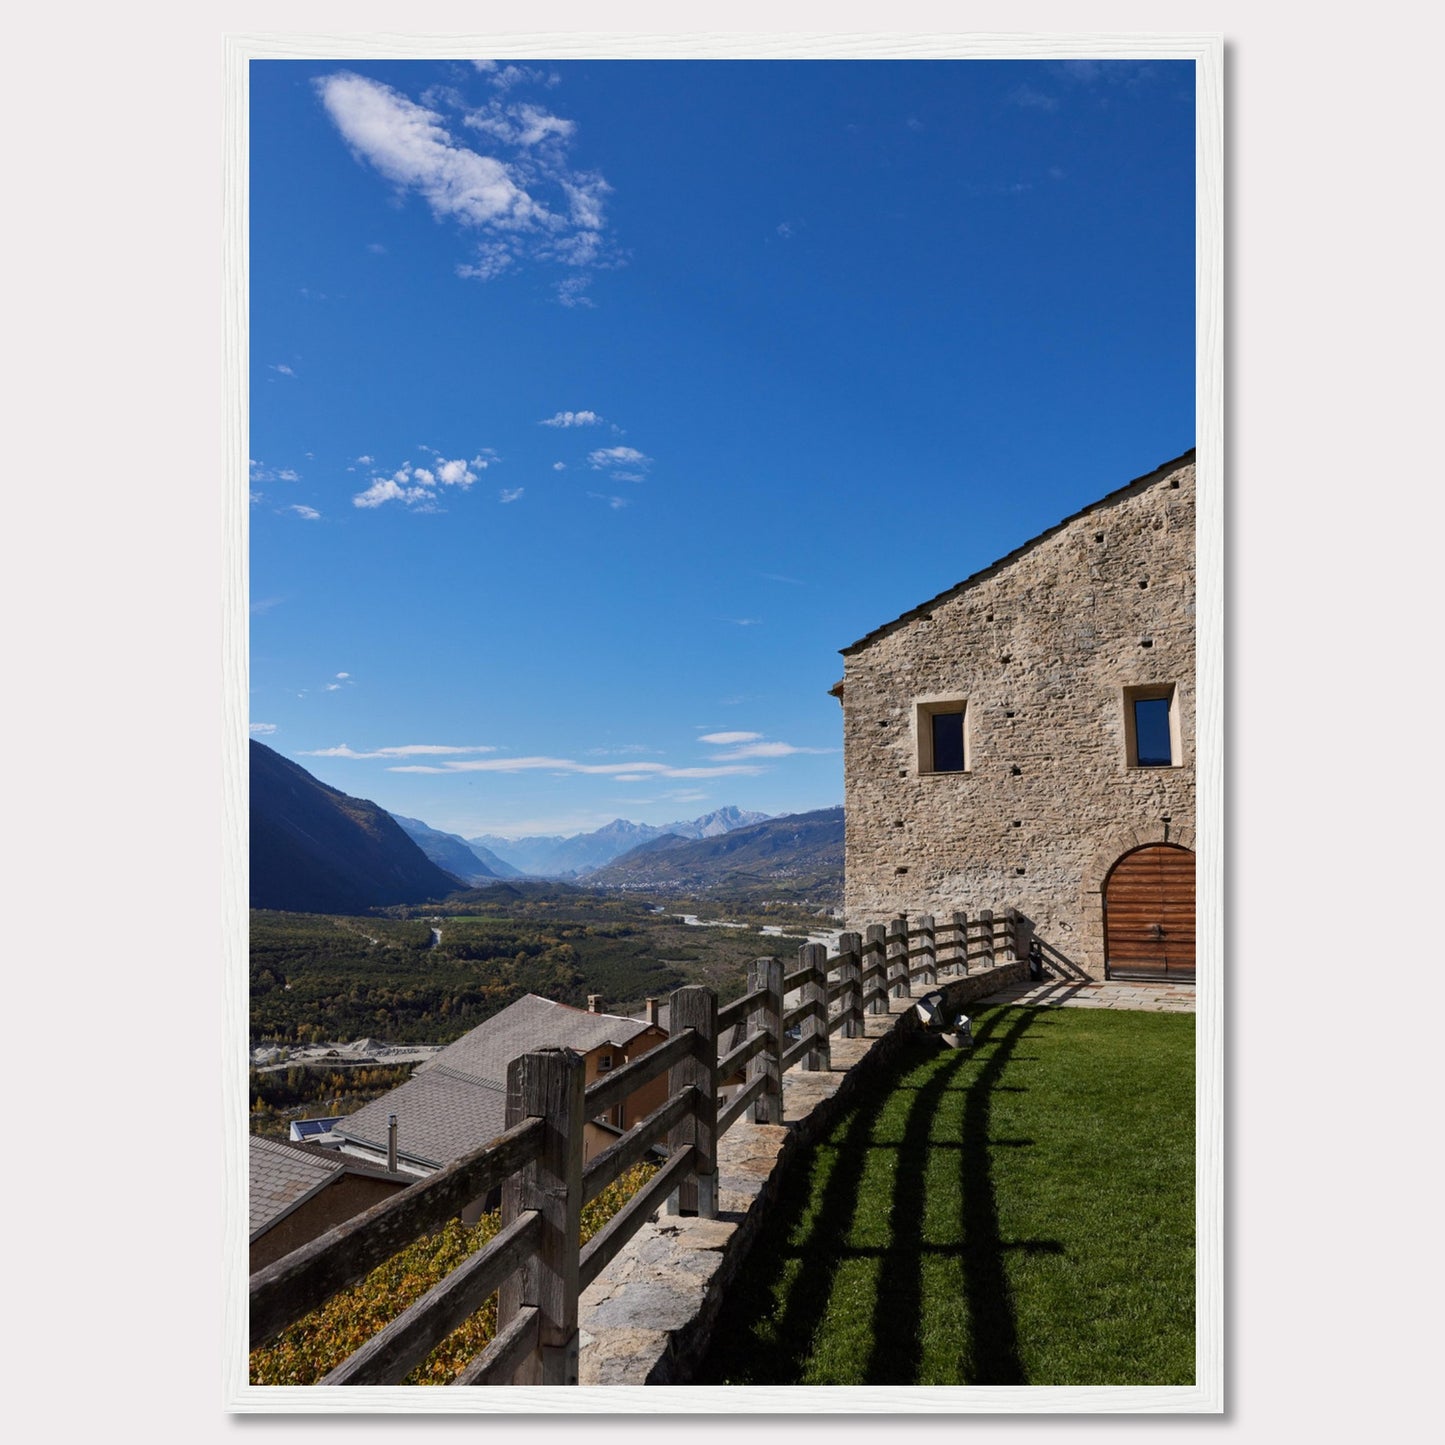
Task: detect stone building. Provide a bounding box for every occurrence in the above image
[833,449,1196,981]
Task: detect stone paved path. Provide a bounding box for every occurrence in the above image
[982,976,1196,1012]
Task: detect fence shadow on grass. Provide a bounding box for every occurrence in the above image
[694,1006,1065,1386]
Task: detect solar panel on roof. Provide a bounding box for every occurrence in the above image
[289,1117,344,1140]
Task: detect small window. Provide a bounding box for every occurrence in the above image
[915,698,969,774]
[1123,684,1182,768]
[597,1053,613,1072]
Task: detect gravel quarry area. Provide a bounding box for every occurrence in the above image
[250,1037,444,1072]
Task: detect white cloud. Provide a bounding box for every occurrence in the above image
[317,72,546,230]
[300,743,499,760]
[352,453,489,509]
[336,673,350,679]
[249,722,277,736]
[456,243,513,281]
[356,454,374,465]
[552,461,566,471]
[499,487,524,503]
[555,275,596,308]
[588,446,651,474]
[325,683,342,691]
[467,100,576,149]
[540,410,601,428]
[699,731,762,745]
[284,504,321,520]
[271,363,296,376]
[709,741,837,761]
[316,70,614,294]
[587,492,629,509]
[723,617,762,626]
[390,755,763,780]
[249,459,301,485]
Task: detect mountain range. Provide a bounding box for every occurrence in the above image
[251,740,837,914]
[249,741,463,914]
[390,815,521,884]
[584,807,845,906]
[466,807,772,878]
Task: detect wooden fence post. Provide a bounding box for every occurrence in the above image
[498,1047,585,1384]
[836,931,863,1038]
[748,956,783,1124]
[916,914,937,987]
[887,914,910,998]
[799,942,830,1070]
[979,908,995,969]
[666,986,718,1218]
[864,923,888,1014]
[1005,907,1020,961]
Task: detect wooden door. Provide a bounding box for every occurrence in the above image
[1103,844,1195,981]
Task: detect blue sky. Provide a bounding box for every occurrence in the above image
[249,57,1195,841]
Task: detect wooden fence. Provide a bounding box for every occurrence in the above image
[248,909,1019,1386]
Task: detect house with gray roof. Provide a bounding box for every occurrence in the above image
[249,1134,412,1274]
[324,994,670,1218]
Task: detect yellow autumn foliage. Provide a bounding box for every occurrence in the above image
[250,1161,657,1385]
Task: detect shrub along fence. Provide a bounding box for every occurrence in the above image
[248,909,1020,1387]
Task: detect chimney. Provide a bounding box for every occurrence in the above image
[387,1114,398,1173]
[588,994,603,1014]
[645,997,659,1026]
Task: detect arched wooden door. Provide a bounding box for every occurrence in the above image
[1103,844,1195,981]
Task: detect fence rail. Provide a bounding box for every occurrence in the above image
[249,905,1021,1386]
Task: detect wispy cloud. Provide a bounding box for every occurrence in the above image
[250,722,277,736]
[587,492,630,509]
[499,487,524,503]
[284,504,320,520]
[352,452,491,510]
[552,461,567,471]
[588,445,651,482]
[301,743,499,760]
[250,460,301,485]
[271,362,297,377]
[315,70,615,296]
[1009,84,1059,110]
[390,755,763,780]
[700,732,836,761]
[541,410,601,428]
[709,741,835,760]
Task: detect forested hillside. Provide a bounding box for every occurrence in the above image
[249,741,464,914]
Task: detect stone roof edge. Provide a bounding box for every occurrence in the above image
[837,447,1197,658]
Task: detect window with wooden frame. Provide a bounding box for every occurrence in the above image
[1123,683,1182,768]
[915,697,970,774]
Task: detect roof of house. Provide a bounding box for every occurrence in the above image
[838,448,1195,658]
[332,994,659,1170]
[248,1134,410,1239]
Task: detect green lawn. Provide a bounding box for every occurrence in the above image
[696,1004,1194,1386]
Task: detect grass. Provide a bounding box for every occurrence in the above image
[696,1004,1194,1386]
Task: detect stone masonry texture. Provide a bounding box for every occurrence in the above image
[837,451,1196,979]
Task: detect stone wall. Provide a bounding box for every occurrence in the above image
[837,452,1196,978]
